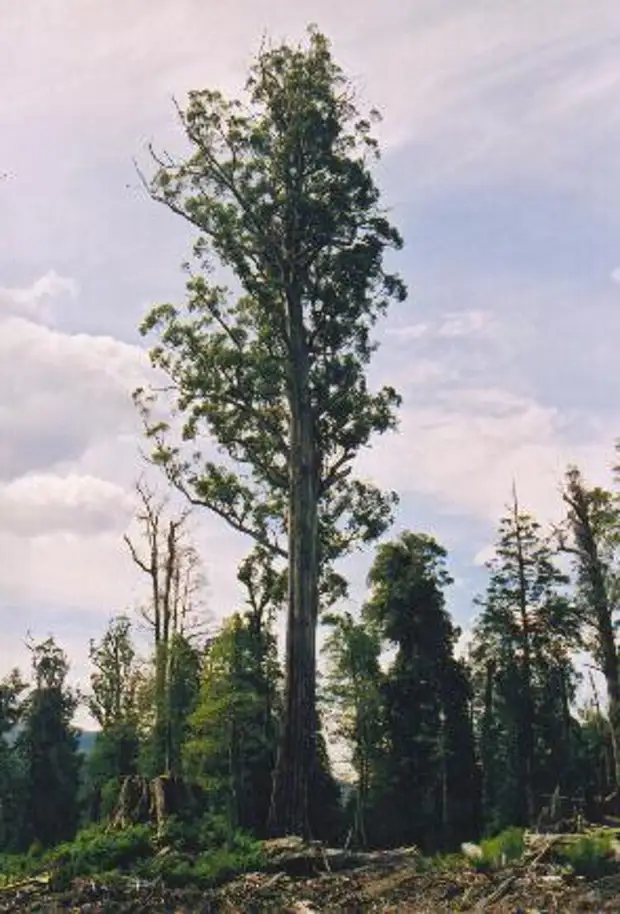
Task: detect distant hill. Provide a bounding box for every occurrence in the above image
[77,730,98,756]
[5,726,99,755]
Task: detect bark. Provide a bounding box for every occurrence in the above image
[589,562,620,790]
[112,774,204,834]
[269,288,320,838]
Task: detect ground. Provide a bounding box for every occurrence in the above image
[2,836,620,911]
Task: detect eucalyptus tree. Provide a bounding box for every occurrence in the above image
[136,28,405,834]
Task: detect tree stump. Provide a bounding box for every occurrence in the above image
[111,774,206,836]
[111,775,151,828]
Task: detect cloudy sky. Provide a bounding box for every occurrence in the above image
[1,0,620,722]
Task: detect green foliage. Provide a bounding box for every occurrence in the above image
[0,670,27,850]
[137,27,405,573]
[88,616,140,730]
[139,822,264,888]
[472,827,525,872]
[144,634,202,779]
[323,610,383,846]
[559,833,616,879]
[87,724,140,798]
[0,817,263,891]
[418,852,467,874]
[356,532,478,851]
[308,725,345,844]
[44,823,152,882]
[184,613,278,834]
[471,491,580,829]
[17,638,82,848]
[0,824,151,888]
[561,465,620,790]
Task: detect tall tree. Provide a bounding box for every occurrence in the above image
[472,488,578,828]
[136,27,405,834]
[362,532,477,850]
[559,465,620,787]
[17,639,81,847]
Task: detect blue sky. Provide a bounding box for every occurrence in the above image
[1,1,620,721]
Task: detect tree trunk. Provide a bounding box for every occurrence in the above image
[269,292,319,838]
[513,489,536,825]
[481,660,495,823]
[582,529,620,787]
[601,619,620,789]
[565,482,620,789]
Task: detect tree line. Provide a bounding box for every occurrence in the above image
[1,26,619,856]
[0,456,619,853]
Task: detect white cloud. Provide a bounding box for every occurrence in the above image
[391,358,460,390]
[0,315,150,479]
[436,310,499,339]
[387,310,499,344]
[0,274,162,622]
[0,268,256,648]
[0,529,140,614]
[0,473,134,537]
[386,322,431,341]
[360,384,616,527]
[0,269,77,308]
[1,1,619,199]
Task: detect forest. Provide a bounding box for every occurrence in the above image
[1,24,620,912]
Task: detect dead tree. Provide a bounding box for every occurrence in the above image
[124,478,208,774]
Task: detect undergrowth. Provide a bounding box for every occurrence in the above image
[557,832,617,879]
[470,827,525,872]
[0,817,264,890]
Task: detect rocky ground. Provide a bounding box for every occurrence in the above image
[1,837,620,912]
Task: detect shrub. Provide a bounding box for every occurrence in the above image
[43,823,153,885]
[0,816,264,891]
[471,827,525,872]
[560,833,616,879]
[139,839,263,888]
[99,777,123,820]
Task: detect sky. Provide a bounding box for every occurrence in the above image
[1,0,620,727]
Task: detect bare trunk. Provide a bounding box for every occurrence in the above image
[270,410,318,835]
[269,290,319,837]
[590,561,620,787]
[602,626,620,789]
